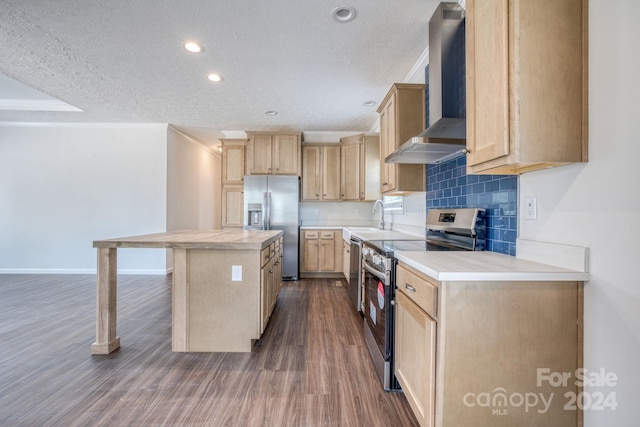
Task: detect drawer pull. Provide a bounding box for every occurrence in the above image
[405,283,416,292]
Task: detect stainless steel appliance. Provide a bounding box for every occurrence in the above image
[361,208,486,390]
[385,2,467,164]
[243,175,300,280]
[348,235,363,312]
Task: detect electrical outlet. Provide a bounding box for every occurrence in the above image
[232,265,242,281]
[313,208,319,215]
[525,197,537,220]
[354,208,359,215]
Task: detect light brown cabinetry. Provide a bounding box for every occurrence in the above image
[301,144,341,201]
[300,229,343,277]
[246,132,302,176]
[342,239,350,282]
[340,134,380,201]
[465,0,588,174]
[395,262,583,427]
[261,237,283,333]
[221,139,246,229]
[221,138,246,185]
[377,84,426,195]
[221,185,244,228]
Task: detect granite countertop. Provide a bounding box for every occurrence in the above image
[93,230,283,250]
[395,251,590,282]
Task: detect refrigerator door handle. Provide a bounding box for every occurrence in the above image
[266,191,272,230]
[262,191,268,230]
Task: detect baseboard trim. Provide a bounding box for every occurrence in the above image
[0,268,171,275]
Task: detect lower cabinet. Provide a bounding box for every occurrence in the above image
[300,229,343,278]
[395,290,436,427]
[260,237,283,333]
[222,185,244,228]
[395,262,584,427]
[342,239,351,283]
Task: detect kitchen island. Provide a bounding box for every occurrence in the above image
[91,229,283,354]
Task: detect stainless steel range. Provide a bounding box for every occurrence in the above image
[361,208,486,390]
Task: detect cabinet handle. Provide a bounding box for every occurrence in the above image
[383,182,388,186]
[405,283,416,292]
[316,194,319,196]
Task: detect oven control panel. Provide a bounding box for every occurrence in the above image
[362,246,393,271]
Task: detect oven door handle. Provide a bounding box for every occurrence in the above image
[363,261,387,283]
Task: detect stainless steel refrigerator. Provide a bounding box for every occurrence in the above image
[243,175,300,280]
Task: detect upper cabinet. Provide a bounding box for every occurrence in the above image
[378,84,426,195]
[340,134,380,201]
[246,132,302,176]
[465,0,588,175]
[301,144,341,201]
[220,138,246,185]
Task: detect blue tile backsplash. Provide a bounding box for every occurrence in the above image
[426,156,518,256]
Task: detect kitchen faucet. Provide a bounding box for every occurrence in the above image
[373,199,385,230]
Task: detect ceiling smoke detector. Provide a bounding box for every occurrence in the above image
[332,6,356,23]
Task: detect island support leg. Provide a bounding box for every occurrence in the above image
[91,247,120,354]
[172,248,189,352]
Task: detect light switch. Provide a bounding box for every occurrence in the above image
[232,265,242,281]
[525,197,537,220]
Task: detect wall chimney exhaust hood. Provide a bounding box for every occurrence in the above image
[386,2,467,165]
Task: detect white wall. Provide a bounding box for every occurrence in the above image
[300,201,376,227]
[0,123,168,273]
[519,1,639,425]
[166,126,221,231]
[387,192,427,236]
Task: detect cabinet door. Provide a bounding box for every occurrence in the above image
[319,238,335,271]
[260,260,271,333]
[273,134,300,175]
[341,141,361,200]
[379,96,397,193]
[303,235,319,271]
[301,146,321,200]
[249,134,273,174]
[222,186,244,228]
[321,145,341,200]
[342,240,351,282]
[222,143,245,185]
[465,0,510,167]
[395,290,436,427]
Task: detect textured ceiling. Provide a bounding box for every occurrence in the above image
[0,0,438,145]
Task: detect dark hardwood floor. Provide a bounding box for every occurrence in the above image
[0,274,418,426]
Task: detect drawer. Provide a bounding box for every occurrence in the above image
[320,231,335,239]
[270,242,276,256]
[396,263,438,318]
[261,247,270,266]
[304,231,319,239]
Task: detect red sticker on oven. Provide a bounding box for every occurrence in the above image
[377,281,385,309]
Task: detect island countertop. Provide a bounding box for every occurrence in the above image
[93,229,283,250]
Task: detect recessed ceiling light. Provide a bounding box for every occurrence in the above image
[363,100,377,107]
[183,41,203,53]
[265,110,278,116]
[332,6,356,23]
[207,73,223,82]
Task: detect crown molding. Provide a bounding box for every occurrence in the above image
[0,121,168,130]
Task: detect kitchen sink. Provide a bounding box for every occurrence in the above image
[342,227,380,241]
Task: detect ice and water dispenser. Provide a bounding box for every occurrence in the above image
[247,203,263,227]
